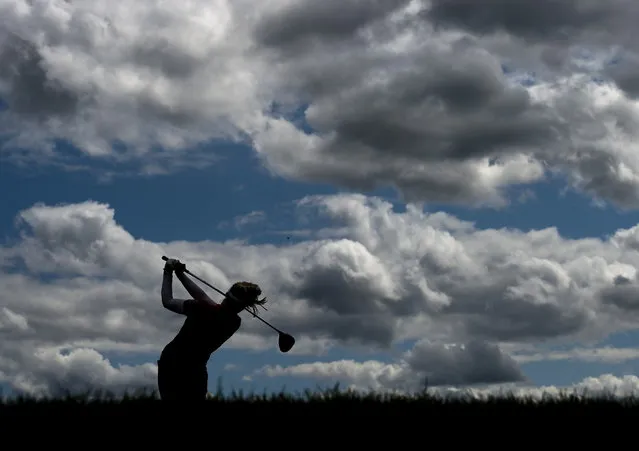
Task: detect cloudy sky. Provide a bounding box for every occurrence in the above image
[2,0,639,399]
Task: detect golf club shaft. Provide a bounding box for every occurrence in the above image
[162,256,284,334]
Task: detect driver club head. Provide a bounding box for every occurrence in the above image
[278,333,295,353]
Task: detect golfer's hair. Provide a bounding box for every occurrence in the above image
[227,281,268,315]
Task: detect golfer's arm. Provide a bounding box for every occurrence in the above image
[161,269,188,314]
[175,271,216,305]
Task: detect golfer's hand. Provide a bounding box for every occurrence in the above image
[164,258,186,273]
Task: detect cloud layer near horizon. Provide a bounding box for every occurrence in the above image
[3,0,639,207]
[2,195,639,395]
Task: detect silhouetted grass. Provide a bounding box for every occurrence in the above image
[2,383,639,417]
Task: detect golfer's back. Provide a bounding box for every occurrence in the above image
[164,304,241,367]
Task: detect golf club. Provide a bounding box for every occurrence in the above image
[161,256,295,353]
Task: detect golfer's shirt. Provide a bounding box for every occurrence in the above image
[163,303,242,367]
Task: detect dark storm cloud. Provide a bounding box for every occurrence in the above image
[0,34,78,118]
[425,0,618,40]
[406,340,526,386]
[254,0,411,49]
[599,275,639,311]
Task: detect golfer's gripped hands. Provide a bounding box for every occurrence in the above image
[164,258,186,273]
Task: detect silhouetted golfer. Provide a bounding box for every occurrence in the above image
[158,258,266,402]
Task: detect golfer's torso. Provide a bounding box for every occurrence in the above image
[164,310,241,366]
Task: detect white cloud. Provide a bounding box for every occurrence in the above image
[476,374,639,401]
[255,360,639,399]
[458,373,639,400]
[515,346,639,364]
[0,0,271,170]
[0,307,29,332]
[219,210,267,231]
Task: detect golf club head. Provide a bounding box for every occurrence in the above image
[278,333,295,353]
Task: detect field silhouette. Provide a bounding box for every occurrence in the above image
[2,382,638,418]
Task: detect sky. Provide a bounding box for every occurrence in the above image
[3,0,639,400]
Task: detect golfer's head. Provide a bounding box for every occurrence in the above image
[223,281,267,314]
